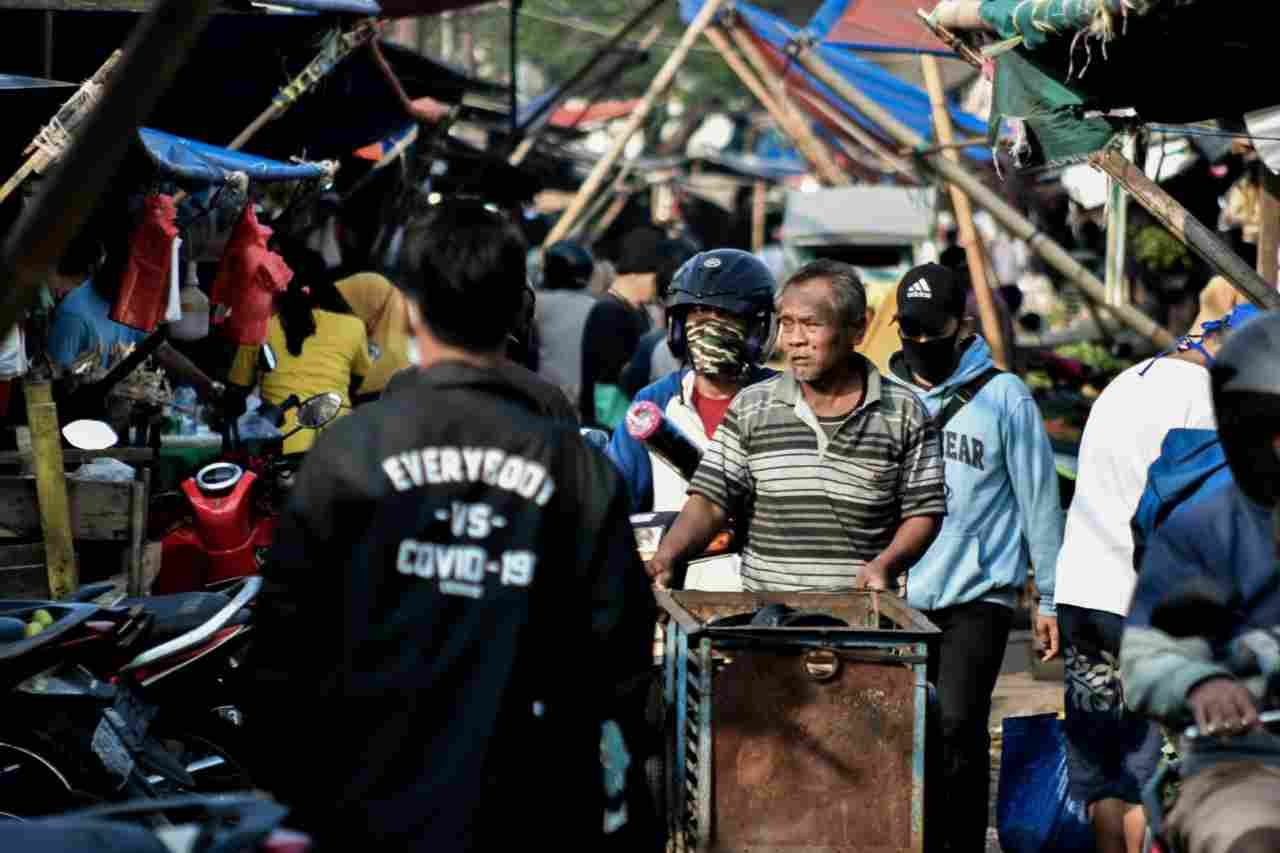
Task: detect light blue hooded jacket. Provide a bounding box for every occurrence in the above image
[888,336,1062,615]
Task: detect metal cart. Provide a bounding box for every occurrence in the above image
[657,590,940,853]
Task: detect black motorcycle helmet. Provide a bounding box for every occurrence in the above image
[541,241,594,291]
[1210,310,1280,507]
[667,248,777,366]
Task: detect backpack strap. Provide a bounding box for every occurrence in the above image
[932,367,1003,431]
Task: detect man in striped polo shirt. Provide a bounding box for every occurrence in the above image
[647,258,946,592]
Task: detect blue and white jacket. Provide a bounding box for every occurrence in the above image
[889,337,1062,615]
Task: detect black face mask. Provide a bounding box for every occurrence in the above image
[902,334,960,385]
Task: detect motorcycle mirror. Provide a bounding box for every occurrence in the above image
[62,419,119,450]
[259,343,278,373]
[296,392,343,430]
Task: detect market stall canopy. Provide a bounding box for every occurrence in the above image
[807,0,950,54]
[681,0,988,161]
[0,11,506,162]
[137,128,333,184]
[964,0,1274,167]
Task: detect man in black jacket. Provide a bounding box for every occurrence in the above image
[246,201,655,851]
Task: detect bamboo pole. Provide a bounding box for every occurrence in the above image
[703,26,846,186]
[1103,136,1133,307]
[542,0,731,248]
[724,25,847,187]
[509,7,666,166]
[752,179,767,254]
[24,380,77,599]
[1091,148,1280,311]
[1258,168,1280,286]
[228,18,383,152]
[0,49,124,206]
[789,86,918,180]
[791,43,1175,348]
[920,55,1008,369]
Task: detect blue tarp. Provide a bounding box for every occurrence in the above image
[137,128,331,184]
[264,0,380,12]
[0,74,75,91]
[680,0,989,162]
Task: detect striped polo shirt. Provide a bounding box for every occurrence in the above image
[689,355,946,591]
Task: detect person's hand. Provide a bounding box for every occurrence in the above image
[1034,612,1060,661]
[856,562,891,591]
[647,555,675,591]
[1188,677,1259,737]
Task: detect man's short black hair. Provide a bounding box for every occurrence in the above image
[614,225,666,276]
[398,200,528,351]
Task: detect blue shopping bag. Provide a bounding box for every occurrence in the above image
[997,713,1095,852]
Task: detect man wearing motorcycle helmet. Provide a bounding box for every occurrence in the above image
[1122,310,1280,853]
[607,248,777,517]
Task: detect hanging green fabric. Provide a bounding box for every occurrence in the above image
[989,48,1119,166]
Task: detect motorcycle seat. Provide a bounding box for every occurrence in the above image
[118,592,249,644]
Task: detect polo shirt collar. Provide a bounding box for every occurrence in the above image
[771,353,882,412]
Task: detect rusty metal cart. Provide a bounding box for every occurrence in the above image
[657,590,940,853]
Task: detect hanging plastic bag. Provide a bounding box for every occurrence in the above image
[997,713,1096,853]
[210,204,292,346]
[111,194,178,332]
[0,323,26,379]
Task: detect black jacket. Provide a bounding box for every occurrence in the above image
[247,361,653,851]
[383,361,579,425]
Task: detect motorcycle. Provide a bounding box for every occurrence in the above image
[151,389,343,595]
[0,577,261,817]
[0,794,310,850]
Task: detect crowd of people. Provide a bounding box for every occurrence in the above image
[27,189,1280,853]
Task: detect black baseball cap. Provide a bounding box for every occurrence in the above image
[896,262,966,337]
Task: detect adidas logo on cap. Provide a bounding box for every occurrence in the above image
[906,279,932,299]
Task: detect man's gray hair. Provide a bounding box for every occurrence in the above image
[778,259,867,328]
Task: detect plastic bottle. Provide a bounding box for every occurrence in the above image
[173,386,198,435]
[169,261,210,342]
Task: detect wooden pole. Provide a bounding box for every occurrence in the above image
[1258,167,1280,286]
[24,380,77,599]
[542,0,731,248]
[792,44,1175,348]
[1091,148,1280,311]
[789,86,919,180]
[920,54,1008,369]
[0,49,124,206]
[1103,134,1135,308]
[703,26,846,186]
[724,24,847,187]
[752,178,767,254]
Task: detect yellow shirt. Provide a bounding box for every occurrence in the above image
[335,272,410,395]
[228,309,372,454]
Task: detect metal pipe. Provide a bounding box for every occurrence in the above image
[0,0,220,342]
[1091,148,1280,311]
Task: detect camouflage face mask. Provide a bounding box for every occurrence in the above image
[686,314,749,379]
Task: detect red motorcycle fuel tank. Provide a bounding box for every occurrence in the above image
[183,463,257,550]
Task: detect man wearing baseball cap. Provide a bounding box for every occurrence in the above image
[888,262,1063,853]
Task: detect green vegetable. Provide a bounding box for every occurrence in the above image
[31,609,53,627]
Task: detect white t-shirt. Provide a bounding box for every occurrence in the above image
[1053,358,1217,616]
